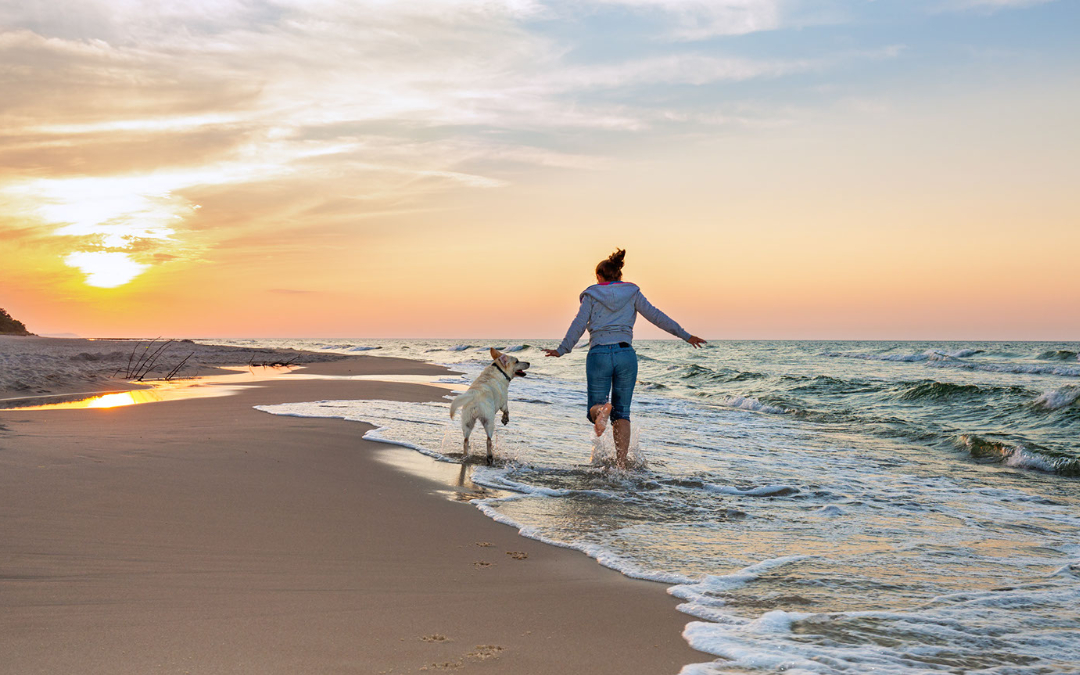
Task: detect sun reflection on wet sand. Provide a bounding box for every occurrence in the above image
[2,381,245,411]
[0,367,461,412]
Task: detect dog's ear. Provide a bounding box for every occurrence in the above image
[490,347,501,360]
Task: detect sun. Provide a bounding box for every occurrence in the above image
[64,251,149,288]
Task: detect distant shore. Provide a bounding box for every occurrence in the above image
[0,341,700,674]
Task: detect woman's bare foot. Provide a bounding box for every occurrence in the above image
[590,402,613,437]
[613,419,631,469]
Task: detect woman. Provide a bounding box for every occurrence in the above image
[544,249,706,469]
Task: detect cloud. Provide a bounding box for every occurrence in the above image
[0,0,907,288]
[588,0,783,40]
[943,0,1057,9]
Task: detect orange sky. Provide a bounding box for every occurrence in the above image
[2,1,1078,339]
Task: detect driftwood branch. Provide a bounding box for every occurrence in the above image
[133,339,174,381]
[164,352,196,381]
[128,337,162,378]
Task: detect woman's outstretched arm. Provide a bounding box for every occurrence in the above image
[635,292,707,348]
[545,295,594,357]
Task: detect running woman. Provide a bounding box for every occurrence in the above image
[544,249,706,469]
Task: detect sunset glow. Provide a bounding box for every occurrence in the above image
[1,1,1077,339]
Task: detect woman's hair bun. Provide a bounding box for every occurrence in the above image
[596,248,626,281]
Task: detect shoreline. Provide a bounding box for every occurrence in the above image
[0,345,703,674]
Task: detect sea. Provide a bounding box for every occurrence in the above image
[200,338,1080,675]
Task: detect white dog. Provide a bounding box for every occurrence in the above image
[449,347,530,464]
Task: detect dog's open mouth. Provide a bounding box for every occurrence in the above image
[515,370,527,377]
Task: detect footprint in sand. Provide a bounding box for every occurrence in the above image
[505,551,528,560]
[473,561,492,569]
[421,634,450,643]
[418,661,463,671]
[467,645,504,661]
[418,644,505,671]
[475,541,494,548]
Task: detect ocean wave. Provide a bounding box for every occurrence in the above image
[954,434,1080,477]
[824,348,982,363]
[677,584,1080,675]
[825,348,1080,378]
[714,396,790,415]
[675,364,766,383]
[348,345,381,352]
[1037,350,1078,361]
[502,344,530,352]
[1033,386,1080,411]
[927,360,1080,378]
[896,380,984,402]
[448,344,474,352]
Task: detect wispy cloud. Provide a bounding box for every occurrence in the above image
[0,0,909,288]
[942,0,1058,10]
[589,0,783,40]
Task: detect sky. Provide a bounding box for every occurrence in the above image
[1,0,1078,339]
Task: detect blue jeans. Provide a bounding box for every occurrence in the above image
[586,343,638,422]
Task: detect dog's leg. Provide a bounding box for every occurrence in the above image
[501,403,509,426]
[482,417,496,465]
[462,418,476,460]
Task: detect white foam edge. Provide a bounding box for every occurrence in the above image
[668,555,813,607]
[469,495,693,585]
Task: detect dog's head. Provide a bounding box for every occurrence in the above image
[490,347,530,378]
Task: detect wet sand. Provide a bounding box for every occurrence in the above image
[0,354,701,674]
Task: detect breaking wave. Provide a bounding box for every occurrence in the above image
[1033,386,1080,411]
[714,396,791,415]
[954,434,1080,477]
[824,348,983,363]
[1037,350,1078,361]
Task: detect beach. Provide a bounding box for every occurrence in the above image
[0,338,700,674]
[4,336,1079,674]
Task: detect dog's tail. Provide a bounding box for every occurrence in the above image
[449,392,471,420]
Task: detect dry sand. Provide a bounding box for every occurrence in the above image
[0,335,347,397]
[0,342,702,674]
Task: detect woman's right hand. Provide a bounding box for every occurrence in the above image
[543,349,561,357]
[686,336,707,348]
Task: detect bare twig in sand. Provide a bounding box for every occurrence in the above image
[249,356,300,369]
[126,337,161,379]
[164,352,195,381]
[132,339,174,381]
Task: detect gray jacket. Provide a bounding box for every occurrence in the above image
[556,281,691,355]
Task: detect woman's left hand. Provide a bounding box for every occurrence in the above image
[687,336,707,348]
[543,349,561,357]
